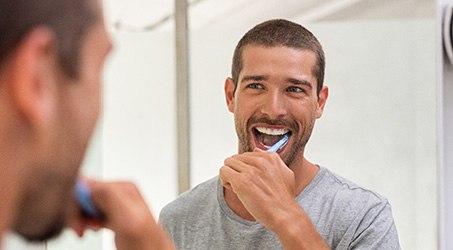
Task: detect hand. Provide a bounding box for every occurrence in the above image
[219,148,297,231]
[69,179,174,250]
[220,150,330,250]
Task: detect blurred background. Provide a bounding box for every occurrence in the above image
[6,0,450,249]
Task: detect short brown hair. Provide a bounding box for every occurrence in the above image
[232,19,325,95]
[0,0,97,78]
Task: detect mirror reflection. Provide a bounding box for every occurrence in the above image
[34,0,436,249]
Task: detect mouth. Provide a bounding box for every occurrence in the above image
[253,126,291,151]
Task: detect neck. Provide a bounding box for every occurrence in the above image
[0,126,29,241]
[0,83,31,241]
[0,152,23,241]
[291,158,319,196]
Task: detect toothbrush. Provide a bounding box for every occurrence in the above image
[74,135,289,219]
[266,134,289,153]
[75,179,103,220]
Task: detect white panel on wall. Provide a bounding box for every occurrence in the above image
[101,31,177,250]
[189,28,243,185]
[189,19,436,249]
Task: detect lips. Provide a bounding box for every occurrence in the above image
[253,126,291,150]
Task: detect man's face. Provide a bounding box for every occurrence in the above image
[13,0,111,241]
[225,45,327,167]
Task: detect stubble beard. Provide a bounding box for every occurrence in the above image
[13,166,74,242]
[235,115,316,168]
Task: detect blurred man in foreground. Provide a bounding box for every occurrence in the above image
[0,0,174,249]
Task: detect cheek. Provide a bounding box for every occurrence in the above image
[72,79,101,140]
[89,83,101,117]
[83,66,102,122]
[292,103,317,125]
[234,105,252,129]
[234,97,256,116]
[85,85,101,132]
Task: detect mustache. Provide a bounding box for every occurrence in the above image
[247,116,298,132]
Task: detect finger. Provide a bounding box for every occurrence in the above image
[229,152,274,170]
[87,181,131,227]
[88,181,157,236]
[219,165,240,192]
[222,182,233,191]
[67,216,85,237]
[69,177,105,236]
[218,170,232,191]
[224,156,254,172]
[68,217,103,237]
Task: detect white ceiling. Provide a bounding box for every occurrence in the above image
[103,0,435,32]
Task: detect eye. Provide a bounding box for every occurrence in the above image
[286,86,305,93]
[247,83,264,89]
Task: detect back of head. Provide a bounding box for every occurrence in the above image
[231,19,325,94]
[0,0,96,78]
[0,0,99,242]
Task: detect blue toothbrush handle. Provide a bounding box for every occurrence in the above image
[75,180,103,220]
[267,134,289,153]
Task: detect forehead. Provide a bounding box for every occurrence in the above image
[240,45,317,82]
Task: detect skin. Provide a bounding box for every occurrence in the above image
[220,45,330,249]
[70,181,174,250]
[0,0,174,249]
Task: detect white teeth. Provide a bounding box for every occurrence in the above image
[256,127,289,135]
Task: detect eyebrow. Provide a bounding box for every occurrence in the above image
[287,78,313,90]
[240,75,267,83]
[241,75,313,90]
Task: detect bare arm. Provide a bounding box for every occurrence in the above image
[70,180,175,250]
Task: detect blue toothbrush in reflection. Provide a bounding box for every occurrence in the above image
[75,179,103,220]
[267,134,289,153]
[74,136,289,219]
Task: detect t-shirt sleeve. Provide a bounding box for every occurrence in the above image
[348,201,401,250]
[158,202,179,241]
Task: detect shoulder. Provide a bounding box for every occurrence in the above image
[306,168,399,249]
[159,176,219,221]
[308,167,399,248]
[303,167,396,229]
[315,167,389,206]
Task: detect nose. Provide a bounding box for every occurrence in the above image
[260,90,288,119]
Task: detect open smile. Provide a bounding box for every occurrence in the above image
[253,126,292,152]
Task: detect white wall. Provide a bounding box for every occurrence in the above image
[100,31,178,250]
[189,19,437,249]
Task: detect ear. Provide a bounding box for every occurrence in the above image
[224,77,236,113]
[10,27,59,126]
[315,86,328,119]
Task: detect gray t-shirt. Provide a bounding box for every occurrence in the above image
[159,167,400,249]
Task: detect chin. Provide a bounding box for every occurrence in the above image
[14,212,66,242]
[13,172,73,242]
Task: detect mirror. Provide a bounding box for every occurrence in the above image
[15,0,434,250]
[188,0,436,249]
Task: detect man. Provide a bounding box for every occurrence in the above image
[0,0,173,249]
[160,19,400,249]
